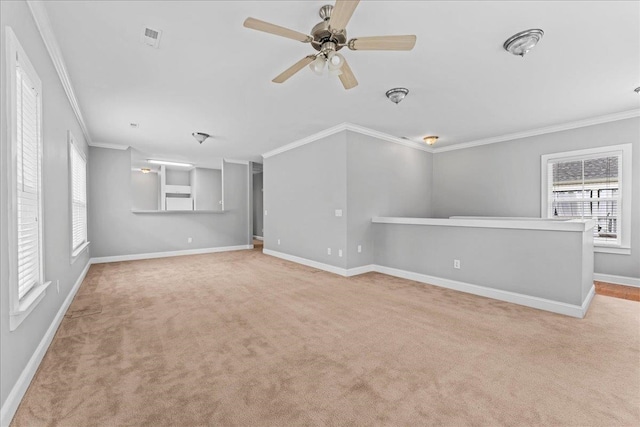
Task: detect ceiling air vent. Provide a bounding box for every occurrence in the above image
[140,27,162,48]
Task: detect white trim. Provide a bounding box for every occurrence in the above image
[263,249,349,276]
[373,265,594,318]
[433,109,640,153]
[6,27,46,330]
[262,122,432,159]
[372,216,595,232]
[90,245,253,264]
[253,235,264,241]
[26,0,92,145]
[345,264,376,277]
[261,250,593,317]
[581,285,596,317]
[540,143,632,250]
[88,142,129,151]
[593,273,640,288]
[594,246,631,255]
[0,261,90,427]
[223,159,250,165]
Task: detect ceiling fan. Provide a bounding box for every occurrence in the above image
[243,0,417,90]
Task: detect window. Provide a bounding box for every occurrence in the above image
[541,144,632,254]
[6,27,50,330]
[69,133,88,258]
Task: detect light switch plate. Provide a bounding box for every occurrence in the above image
[335,209,342,217]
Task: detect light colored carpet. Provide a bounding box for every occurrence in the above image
[12,249,640,426]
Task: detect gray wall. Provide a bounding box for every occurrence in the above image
[88,148,250,257]
[432,117,640,278]
[253,172,263,237]
[264,132,348,268]
[373,223,589,306]
[346,131,432,268]
[0,0,91,410]
[263,130,434,269]
[131,171,159,210]
[193,168,222,211]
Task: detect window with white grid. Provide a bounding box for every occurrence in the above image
[541,144,632,253]
[16,51,43,300]
[69,136,88,254]
[6,27,46,322]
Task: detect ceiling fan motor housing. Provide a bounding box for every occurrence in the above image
[311,6,347,51]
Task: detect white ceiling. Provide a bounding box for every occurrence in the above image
[42,1,640,164]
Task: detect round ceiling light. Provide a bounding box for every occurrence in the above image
[423,136,439,146]
[192,132,211,144]
[503,29,544,57]
[386,88,409,104]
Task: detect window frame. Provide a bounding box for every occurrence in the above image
[540,143,632,255]
[6,27,51,331]
[68,131,89,261]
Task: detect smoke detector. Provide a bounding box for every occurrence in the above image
[141,27,162,48]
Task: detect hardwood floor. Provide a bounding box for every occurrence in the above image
[595,281,640,302]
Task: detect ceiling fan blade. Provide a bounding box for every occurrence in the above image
[272,55,317,83]
[329,0,360,33]
[348,35,417,51]
[338,58,358,90]
[244,17,312,43]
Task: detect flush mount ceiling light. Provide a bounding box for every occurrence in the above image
[386,88,409,104]
[423,136,439,146]
[140,167,151,174]
[503,29,544,57]
[192,132,211,144]
[147,159,193,167]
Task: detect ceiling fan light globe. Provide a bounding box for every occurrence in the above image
[310,56,326,75]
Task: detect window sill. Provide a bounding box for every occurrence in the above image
[595,246,631,255]
[71,241,90,263]
[10,281,51,331]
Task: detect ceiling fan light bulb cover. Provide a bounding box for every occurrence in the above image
[310,56,326,75]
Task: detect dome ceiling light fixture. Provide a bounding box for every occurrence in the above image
[503,29,544,57]
[386,88,409,104]
[192,132,211,144]
[423,136,439,146]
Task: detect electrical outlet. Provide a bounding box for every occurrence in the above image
[56,280,60,293]
[338,249,343,257]
[357,245,362,253]
[327,248,331,255]
[454,259,461,269]
[187,237,193,243]
[277,239,281,245]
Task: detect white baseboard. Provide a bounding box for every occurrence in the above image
[252,235,264,241]
[0,261,91,427]
[593,273,640,288]
[345,264,376,277]
[90,245,254,264]
[263,249,351,277]
[581,285,596,317]
[373,265,591,318]
[261,250,592,318]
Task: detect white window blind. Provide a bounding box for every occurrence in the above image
[70,141,87,252]
[16,64,42,300]
[548,155,620,245]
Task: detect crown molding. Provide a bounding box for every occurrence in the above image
[262,122,433,159]
[433,109,640,153]
[223,159,250,165]
[27,1,92,145]
[89,142,129,151]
